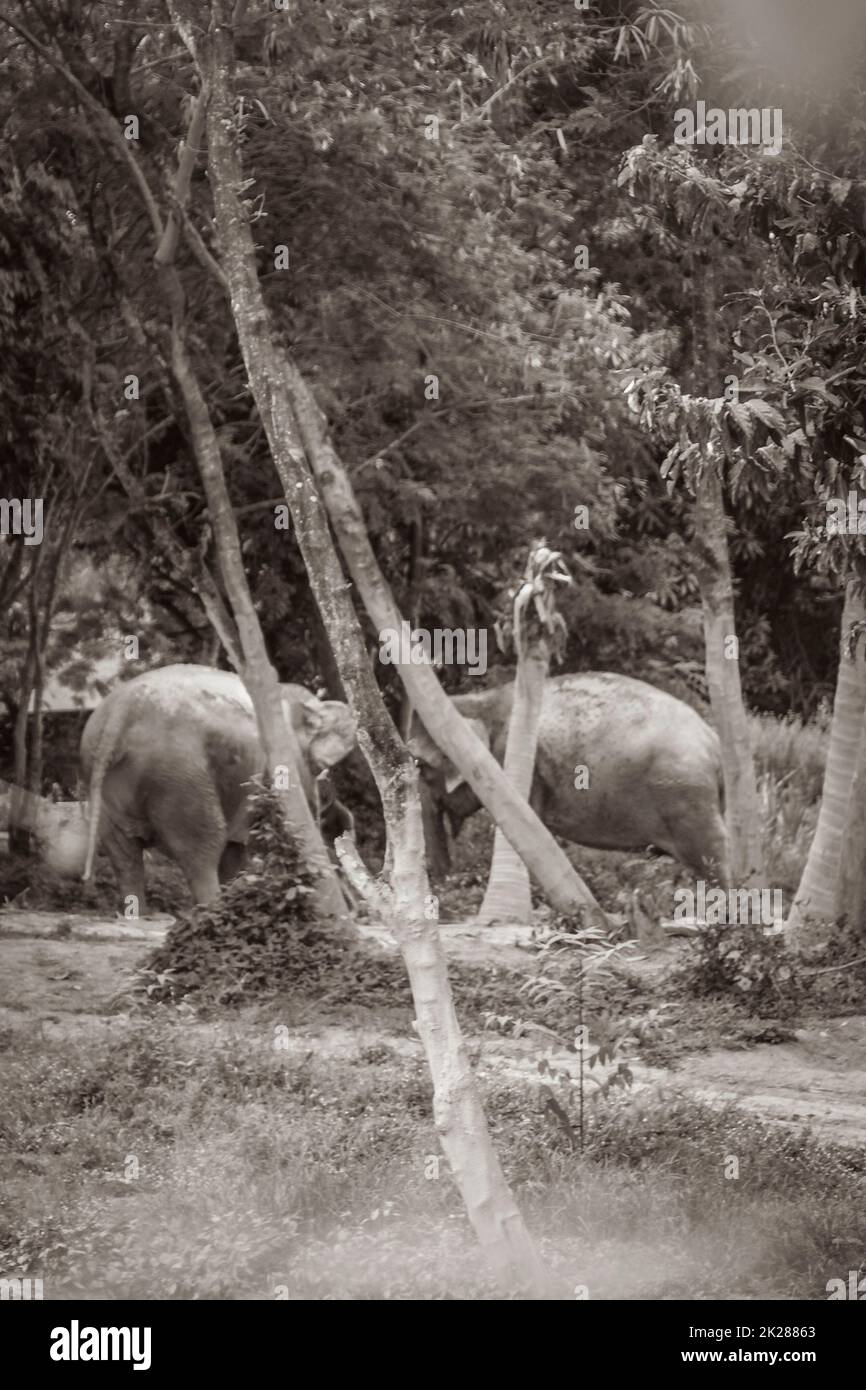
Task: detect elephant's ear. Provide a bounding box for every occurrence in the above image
[298,695,325,726]
[444,717,491,793]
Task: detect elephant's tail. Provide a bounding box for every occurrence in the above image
[82,693,129,882]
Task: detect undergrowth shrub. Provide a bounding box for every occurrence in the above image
[138,789,383,1007]
[679,917,866,1018]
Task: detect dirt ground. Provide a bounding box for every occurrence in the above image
[3,910,866,1150]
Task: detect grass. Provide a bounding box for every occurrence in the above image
[0,1012,862,1300]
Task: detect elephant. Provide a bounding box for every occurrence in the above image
[409,672,731,887]
[79,664,357,913]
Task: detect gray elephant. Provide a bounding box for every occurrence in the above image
[80,664,356,912]
[409,672,731,887]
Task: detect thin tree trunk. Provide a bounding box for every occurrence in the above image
[694,466,762,882]
[193,1,550,1287]
[789,582,866,935]
[27,601,45,803]
[398,517,423,741]
[9,647,35,855]
[691,258,762,884]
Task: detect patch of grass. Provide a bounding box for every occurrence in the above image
[0,1015,862,1300]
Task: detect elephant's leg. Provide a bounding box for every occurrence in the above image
[100,823,148,918]
[668,808,732,890]
[184,863,222,906]
[148,789,225,906]
[421,782,451,879]
[218,840,248,885]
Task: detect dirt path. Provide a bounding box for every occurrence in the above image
[3,910,866,1148]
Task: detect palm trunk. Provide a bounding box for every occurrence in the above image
[789,582,866,935]
[834,704,866,936]
[477,647,548,924]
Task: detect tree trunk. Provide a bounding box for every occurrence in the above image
[477,646,548,925]
[9,646,35,855]
[834,703,866,936]
[691,258,762,884]
[337,818,549,1291]
[398,517,423,741]
[693,466,762,883]
[789,582,866,936]
[193,1,549,1287]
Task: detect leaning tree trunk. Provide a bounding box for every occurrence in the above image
[192,0,550,1288]
[692,258,762,884]
[788,581,866,937]
[476,646,547,923]
[834,702,866,937]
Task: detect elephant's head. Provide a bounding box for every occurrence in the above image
[407,715,490,794]
[281,684,357,772]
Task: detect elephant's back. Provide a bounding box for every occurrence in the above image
[80,665,259,781]
[537,672,721,804]
[543,672,713,746]
[124,664,251,712]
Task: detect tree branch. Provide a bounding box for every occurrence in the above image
[0,8,164,243]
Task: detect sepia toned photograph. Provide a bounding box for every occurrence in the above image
[0,0,864,1346]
